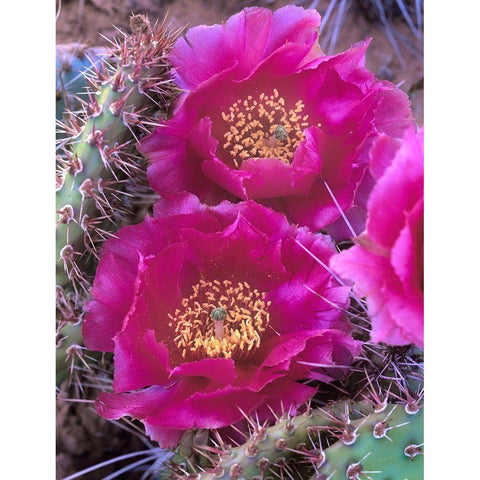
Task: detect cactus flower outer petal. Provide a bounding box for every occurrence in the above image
[170,6,322,91]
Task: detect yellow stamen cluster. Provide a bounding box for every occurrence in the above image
[221,89,318,166]
[168,279,271,360]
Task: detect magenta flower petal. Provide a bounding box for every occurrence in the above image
[112,249,186,392]
[169,358,237,387]
[201,155,251,199]
[84,193,360,445]
[289,329,362,382]
[267,229,351,333]
[331,127,423,347]
[259,331,315,368]
[369,133,402,180]
[82,252,134,351]
[140,114,231,205]
[170,6,322,91]
[113,327,170,393]
[95,379,208,420]
[367,128,424,249]
[145,386,267,430]
[391,199,423,294]
[252,378,318,417]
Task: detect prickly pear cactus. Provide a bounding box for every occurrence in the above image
[55,15,183,385]
[168,400,423,480]
[56,14,182,310]
[310,403,423,480]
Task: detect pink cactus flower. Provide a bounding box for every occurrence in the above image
[139,6,413,236]
[83,194,361,446]
[331,127,424,347]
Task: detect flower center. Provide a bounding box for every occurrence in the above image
[168,279,271,360]
[221,89,319,167]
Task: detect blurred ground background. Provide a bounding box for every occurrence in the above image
[55,1,423,478]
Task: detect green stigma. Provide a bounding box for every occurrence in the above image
[274,125,288,141]
[211,307,227,321]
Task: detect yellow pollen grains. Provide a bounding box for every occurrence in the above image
[221,89,320,167]
[168,279,271,360]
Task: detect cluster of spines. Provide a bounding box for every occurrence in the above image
[56,15,183,317]
[168,399,423,480]
[56,15,184,385]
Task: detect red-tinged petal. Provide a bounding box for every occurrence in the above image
[143,425,183,449]
[241,158,300,198]
[284,177,358,231]
[368,295,420,346]
[290,330,362,381]
[83,252,140,351]
[268,281,352,334]
[310,39,371,83]
[213,198,292,239]
[331,245,420,344]
[153,191,207,218]
[253,378,318,417]
[252,5,323,74]
[371,83,415,137]
[290,125,324,191]
[140,117,229,205]
[331,244,390,299]
[259,330,319,368]
[83,219,188,352]
[325,206,368,241]
[383,290,423,347]
[179,214,286,290]
[267,230,351,333]
[309,68,366,130]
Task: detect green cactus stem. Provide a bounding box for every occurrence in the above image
[309,403,423,479]
[168,399,423,480]
[56,15,183,307]
[56,15,183,385]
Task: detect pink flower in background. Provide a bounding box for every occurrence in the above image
[139,6,413,236]
[331,127,424,347]
[83,193,360,446]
